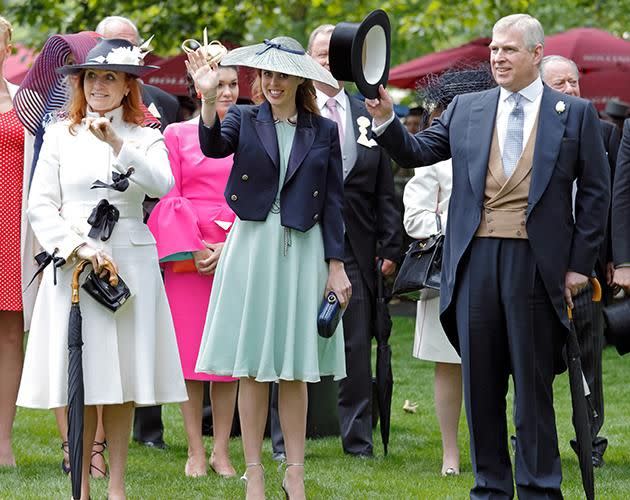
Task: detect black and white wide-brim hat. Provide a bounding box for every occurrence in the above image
[57,38,158,77]
[329,10,391,99]
[220,36,339,89]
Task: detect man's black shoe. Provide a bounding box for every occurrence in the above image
[345,450,373,459]
[570,437,607,467]
[135,439,167,450]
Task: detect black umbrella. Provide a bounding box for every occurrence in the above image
[374,259,393,455]
[567,292,596,500]
[67,258,118,499]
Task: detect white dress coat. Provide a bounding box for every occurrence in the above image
[17,106,187,408]
[402,159,460,364]
[6,80,39,330]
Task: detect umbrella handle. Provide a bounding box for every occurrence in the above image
[71,259,119,304]
[71,260,90,304]
[567,277,604,320]
[589,277,602,302]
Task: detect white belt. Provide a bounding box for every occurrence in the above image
[60,202,143,220]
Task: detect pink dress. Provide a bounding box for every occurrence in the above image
[148,118,236,382]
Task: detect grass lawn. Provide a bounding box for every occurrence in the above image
[2,316,629,499]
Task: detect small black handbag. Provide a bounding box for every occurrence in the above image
[82,270,131,312]
[393,214,444,301]
[317,291,343,338]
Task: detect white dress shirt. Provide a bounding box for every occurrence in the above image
[316,88,348,138]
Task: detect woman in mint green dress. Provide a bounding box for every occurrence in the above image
[187,36,350,500]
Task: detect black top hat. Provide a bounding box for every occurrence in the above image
[604,99,629,120]
[329,10,391,99]
[57,38,158,77]
[603,299,630,356]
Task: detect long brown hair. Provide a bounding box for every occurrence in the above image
[68,72,145,134]
[250,70,319,115]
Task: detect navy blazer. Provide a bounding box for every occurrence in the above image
[198,101,345,261]
[613,119,630,265]
[376,85,610,347]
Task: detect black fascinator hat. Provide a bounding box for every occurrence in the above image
[417,64,496,113]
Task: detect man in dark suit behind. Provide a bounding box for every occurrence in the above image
[367,14,609,498]
[541,54,620,467]
[307,24,402,457]
[612,119,630,295]
[96,15,181,449]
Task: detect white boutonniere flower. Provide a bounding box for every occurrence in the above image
[555,100,566,114]
[356,116,377,148]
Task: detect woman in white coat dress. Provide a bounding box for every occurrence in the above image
[16,38,187,500]
[402,66,496,477]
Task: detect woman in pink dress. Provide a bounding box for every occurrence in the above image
[147,67,239,478]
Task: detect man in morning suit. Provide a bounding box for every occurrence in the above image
[541,54,619,467]
[366,14,609,498]
[612,120,630,296]
[96,16,181,449]
[292,24,401,458]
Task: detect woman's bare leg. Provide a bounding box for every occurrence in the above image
[102,402,134,500]
[209,380,237,476]
[238,378,268,500]
[180,380,206,476]
[0,310,24,466]
[79,405,97,500]
[434,362,462,475]
[278,380,307,500]
[90,406,107,478]
[54,406,70,472]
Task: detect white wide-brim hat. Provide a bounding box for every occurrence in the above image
[221,36,339,89]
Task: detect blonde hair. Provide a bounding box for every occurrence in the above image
[0,16,13,43]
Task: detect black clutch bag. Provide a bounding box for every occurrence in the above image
[393,214,444,301]
[82,270,131,312]
[317,291,343,338]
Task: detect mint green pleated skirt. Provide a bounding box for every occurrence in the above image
[195,212,346,382]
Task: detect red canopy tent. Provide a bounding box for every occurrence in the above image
[388,37,491,89]
[5,44,37,84]
[144,45,254,100]
[388,28,630,110]
[545,27,630,72]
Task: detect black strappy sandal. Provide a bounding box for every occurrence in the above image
[61,441,70,475]
[89,440,108,478]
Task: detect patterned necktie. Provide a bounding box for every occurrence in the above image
[325,97,344,145]
[502,92,524,178]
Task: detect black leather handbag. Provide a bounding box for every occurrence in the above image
[317,291,343,338]
[393,214,444,301]
[82,270,131,312]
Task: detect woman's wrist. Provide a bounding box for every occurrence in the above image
[201,92,218,105]
[329,259,345,271]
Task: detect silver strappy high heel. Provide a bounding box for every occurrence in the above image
[281,463,304,500]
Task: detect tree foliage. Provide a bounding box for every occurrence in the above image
[5,0,630,65]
